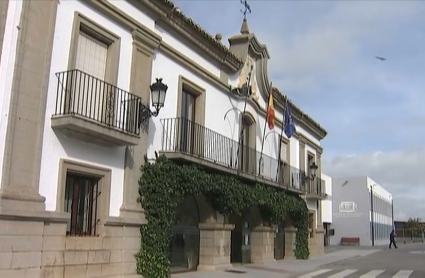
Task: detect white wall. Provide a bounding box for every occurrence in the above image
[321,173,332,224]
[108,0,221,80]
[39,0,228,216]
[37,0,324,216]
[367,177,392,202]
[148,52,321,183]
[0,0,23,188]
[39,0,138,216]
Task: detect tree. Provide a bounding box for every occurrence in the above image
[405,217,424,238]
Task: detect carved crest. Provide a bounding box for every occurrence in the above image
[238,56,259,101]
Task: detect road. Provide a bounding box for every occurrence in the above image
[294,243,425,278]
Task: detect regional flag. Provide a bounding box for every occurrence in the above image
[266,89,275,130]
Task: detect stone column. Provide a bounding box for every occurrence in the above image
[120,28,161,220]
[251,225,276,264]
[315,227,325,255]
[198,223,234,271]
[0,0,58,212]
[284,227,297,259]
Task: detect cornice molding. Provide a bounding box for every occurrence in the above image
[139,0,244,73]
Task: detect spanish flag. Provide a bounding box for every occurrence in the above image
[266,88,275,130]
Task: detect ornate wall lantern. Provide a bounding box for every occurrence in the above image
[139,78,168,124]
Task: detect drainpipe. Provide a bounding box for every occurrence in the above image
[391,197,394,230]
[370,186,375,246]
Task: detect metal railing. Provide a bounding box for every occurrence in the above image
[54,69,141,135]
[161,117,324,193]
[306,178,326,196]
[395,229,425,244]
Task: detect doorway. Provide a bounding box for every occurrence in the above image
[274,222,285,260]
[170,196,200,273]
[324,222,331,246]
[229,211,251,264]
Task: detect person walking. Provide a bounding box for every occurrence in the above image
[389,230,398,249]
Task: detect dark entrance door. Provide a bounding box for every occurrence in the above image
[241,218,251,264]
[170,196,200,273]
[230,212,251,264]
[274,222,285,260]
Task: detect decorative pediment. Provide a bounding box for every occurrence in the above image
[228,22,327,140]
[229,33,270,107]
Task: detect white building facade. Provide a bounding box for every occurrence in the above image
[331,177,393,246]
[0,0,327,276]
[321,173,333,246]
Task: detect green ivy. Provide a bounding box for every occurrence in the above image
[136,155,309,277]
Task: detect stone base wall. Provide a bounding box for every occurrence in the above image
[0,214,143,278]
[308,228,325,257]
[284,227,297,259]
[251,226,276,264]
[197,223,234,271]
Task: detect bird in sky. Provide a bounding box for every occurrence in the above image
[375,56,386,61]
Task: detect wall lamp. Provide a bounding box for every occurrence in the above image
[139,78,168,125]
[310,162,318,179]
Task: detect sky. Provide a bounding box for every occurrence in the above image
[172,0,425,221]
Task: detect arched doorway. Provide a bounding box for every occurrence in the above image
[170,196,200,273]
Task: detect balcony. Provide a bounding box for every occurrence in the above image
[160,118,325,197]
[52,70,141,147]
[305,178,327,198]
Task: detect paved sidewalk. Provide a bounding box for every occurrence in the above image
[172,248,382,278]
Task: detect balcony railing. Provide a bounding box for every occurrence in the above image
[161,118,324,193]
[306,178,326,197]
[54,69,141,135]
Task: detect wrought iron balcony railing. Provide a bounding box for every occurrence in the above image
[54,70,142,135]
[306,178,326,197]
[161,117,324,193]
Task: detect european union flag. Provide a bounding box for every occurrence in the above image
[284,101,296,138]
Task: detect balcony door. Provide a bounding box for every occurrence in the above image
[180,90,196,154]
[307,153,315,193]
[74,31,110,124]
[239,115,255,174]
[278,140,288,185]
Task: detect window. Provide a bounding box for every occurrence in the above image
[278,138,290,185]
[76,32,108,79]
[64,172,101,236]
[73,31,109,122]
[176,76,206,156]
[67,13,120,125]
[180,90,196,153]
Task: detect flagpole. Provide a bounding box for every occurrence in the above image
[236,65,253,169]
[276,97,288,182]
[259,82,272,176]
